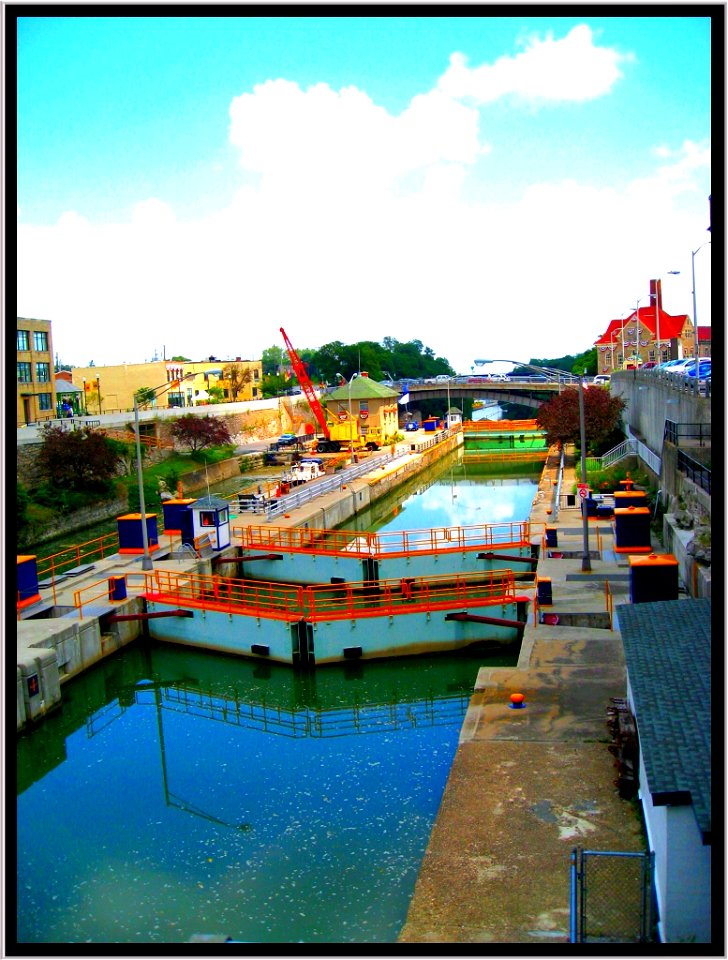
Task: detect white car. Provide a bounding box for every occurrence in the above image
[593,374,611,385]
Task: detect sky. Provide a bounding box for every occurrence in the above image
[15,14,713,375]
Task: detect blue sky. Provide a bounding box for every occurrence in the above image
[16,15,713,372]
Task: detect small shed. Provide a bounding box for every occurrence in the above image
[617,599,711,943]
[445,406,462,429]
[180,495,231,551]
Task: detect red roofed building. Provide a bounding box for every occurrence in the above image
[594,279,695,374]
[696,326,711,358]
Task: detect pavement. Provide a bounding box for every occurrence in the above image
[398,447,650,944]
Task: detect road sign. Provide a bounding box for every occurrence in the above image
[577,483,589,500]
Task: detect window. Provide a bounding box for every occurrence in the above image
[33,330,49,352]
[253,369,260,380]
[200,511,216,527]
[36,362,51,383]
[38,393,53,411]
[17,362,32,383]
[17,330,30,351]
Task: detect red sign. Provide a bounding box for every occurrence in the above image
[338,412,347,421]
[577,483,589,500]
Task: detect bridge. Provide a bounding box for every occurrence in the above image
[402,379,566,410]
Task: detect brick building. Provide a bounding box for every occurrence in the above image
[17,317,56,427]
[594,280,694,374]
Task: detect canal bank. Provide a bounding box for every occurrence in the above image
[397,446,647,944]
[16,431,465,727]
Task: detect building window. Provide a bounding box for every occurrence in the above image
[36,362,51,383]
[254,369,260,380]
[38,393,53,411]
[200,511,216,528]
[17,330,30,351]
[17,362,32,383]
[33,330,49,352]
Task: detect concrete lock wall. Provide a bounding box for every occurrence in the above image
[611,371,710,458]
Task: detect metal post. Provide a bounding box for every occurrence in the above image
[578,373,591,571]
[134,397,153,571]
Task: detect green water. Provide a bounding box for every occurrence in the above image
[16,454,540,944]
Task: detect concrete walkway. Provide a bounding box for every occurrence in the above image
[398,449,649,944]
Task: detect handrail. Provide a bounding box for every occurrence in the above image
[605,579,614,631]
[73,571,150,619]
[462,419,541,432]
[236,520,531,560]
[139,568,522,623]
[35,532,121,584]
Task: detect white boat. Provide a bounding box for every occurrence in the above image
[281,458,326,487]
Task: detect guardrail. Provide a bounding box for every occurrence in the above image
[230,429,458,520]
[677,450,711,495]
[663,420,711,447]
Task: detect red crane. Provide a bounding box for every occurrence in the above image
[280,327,332,444]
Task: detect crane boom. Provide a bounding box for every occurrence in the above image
[280,327,331,440]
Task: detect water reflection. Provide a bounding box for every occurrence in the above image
[17,642,517,944]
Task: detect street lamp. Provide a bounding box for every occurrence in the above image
[134,373,194,571]
[577,370,591,572]
[691,241,711,361]
[348,373,359,463]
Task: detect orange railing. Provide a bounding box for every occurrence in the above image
[305,570,518,622]
[463,419,541,432]
[136,568,523,625]
[102,428,175,449]
[147,570,305,621]
[73,572,151,619]
[235,521,531,559]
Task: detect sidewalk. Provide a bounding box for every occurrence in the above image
[398,448,648,944]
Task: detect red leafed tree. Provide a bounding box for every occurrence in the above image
[170,414,232,453]
[536,386,626,455]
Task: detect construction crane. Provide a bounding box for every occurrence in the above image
[280,327,378,453]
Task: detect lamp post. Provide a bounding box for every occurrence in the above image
[691,241,711,361]
[134,373,194,571]
[348,373,359,464]
[578,370,591,572]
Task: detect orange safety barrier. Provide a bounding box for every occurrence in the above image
[236,521,531,560]
[147,570,305,622]
[463,419,540,432]
[138,569,523,625]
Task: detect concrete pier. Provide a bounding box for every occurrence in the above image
[397,450,649,943]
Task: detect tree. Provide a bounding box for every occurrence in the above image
[262,346,285,376]
[222,363,252,401]
[536,386,626,455]
[38,425,125,491]
[170,414,232,453]
[134,386,158,408]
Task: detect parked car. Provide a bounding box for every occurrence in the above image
[682,359,712,378]
[592,374,611,385]
[271,433,299,449]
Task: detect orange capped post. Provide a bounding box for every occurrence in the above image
[509,692,526,709]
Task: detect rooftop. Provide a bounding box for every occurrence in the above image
[617,598,711,842]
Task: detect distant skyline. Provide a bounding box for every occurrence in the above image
[15,14,713,374]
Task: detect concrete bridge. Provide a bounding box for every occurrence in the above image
[404,379,564,411]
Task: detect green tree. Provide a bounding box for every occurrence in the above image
[262,345,285,376]
[170,414,232,453]
[134,386,158,408]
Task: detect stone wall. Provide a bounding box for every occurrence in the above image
[18,497,129,549]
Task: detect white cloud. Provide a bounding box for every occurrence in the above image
[17,69,709,374]
[438,24,628,104]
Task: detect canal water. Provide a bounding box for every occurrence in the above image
[16,454,540,945]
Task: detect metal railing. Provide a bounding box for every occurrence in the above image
[677,450,711,495]
[585,433,661,477]
[237,520,532,558]
[141,568,522,624]
[664,420,711,447]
